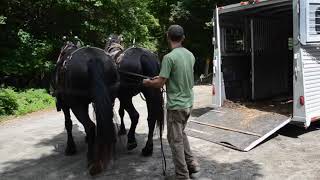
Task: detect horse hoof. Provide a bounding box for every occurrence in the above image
[87,160,94,168]
[88,161,104,176]
[87,155,94,167]
[127,141,138,151]
[141,146,153,157]
[118,128,127,136]
[65,146,77,156]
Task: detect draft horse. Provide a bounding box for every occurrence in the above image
[53,41,119,175]
[105,35,164,156]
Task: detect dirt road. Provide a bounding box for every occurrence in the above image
[1,85,320,180]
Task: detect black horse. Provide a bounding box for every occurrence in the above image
[53,41,119,175]
[105,34,164,156]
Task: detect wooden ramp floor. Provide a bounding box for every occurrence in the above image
[187,107,291,151]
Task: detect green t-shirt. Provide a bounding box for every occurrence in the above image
[159,47,195,110]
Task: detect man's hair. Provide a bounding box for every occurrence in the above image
[167,25,185,42]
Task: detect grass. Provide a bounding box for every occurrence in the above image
[0,88,55,120]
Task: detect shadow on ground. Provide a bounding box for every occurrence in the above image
[244,120,320,151]
[191,107,214,118]
[1,123,263,180]
[278,121,320,138]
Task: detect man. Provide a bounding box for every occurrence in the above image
[143,25,200,180]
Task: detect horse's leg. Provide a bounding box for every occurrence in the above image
[141,90,157,156]
[122,97,139,150]
[71,104,96,166]
[63,107,77,155]
[118,102,127,136]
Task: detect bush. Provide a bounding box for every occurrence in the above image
[15,89,55,115]
[0,88,55,116]
[0,88,19,116]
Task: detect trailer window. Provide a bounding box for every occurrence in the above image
[316,7,320,34]
[224,28,244,53]
[288,38,293,50]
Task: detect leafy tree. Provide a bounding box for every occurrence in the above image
[0,0,239,87]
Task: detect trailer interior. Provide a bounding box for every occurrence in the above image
[219,0,293,116]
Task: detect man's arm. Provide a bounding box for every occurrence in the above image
[143,76,167,88]
[143,54,171,88]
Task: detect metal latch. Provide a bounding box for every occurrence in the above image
[294,66,298,79]
[213,58,217,75]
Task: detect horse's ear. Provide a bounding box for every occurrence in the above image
[132,38,136,46]
[119,34,124,42]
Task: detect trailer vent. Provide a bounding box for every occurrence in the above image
[310,4,320,35]
[316,7,320,34]
[300,0,320,44]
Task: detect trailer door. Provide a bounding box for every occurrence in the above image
[212,7,223,107]
[294,0,320,127]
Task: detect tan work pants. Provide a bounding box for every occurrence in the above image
[167,107,195,180]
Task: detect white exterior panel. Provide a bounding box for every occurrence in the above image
[301,46,320,123]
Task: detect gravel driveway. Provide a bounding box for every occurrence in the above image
[1,85,320,180]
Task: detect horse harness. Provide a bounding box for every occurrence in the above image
[54,46,115,102]
[106,43,124,64]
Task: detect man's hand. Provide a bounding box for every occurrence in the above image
[143,76,166,88]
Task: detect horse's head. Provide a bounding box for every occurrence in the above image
[50,38,78,97]
[105,34,124,52]
[57,38,78,63]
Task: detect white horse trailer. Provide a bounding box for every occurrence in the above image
[187,0,320,151]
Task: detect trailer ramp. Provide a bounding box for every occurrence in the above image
[187,106,291,151]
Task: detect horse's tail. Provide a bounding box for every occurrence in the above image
[88,58,116,145]
[51,61,64,112]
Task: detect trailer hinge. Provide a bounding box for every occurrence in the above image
[297,35,301,43]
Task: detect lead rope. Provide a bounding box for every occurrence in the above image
[160,126,166,176]
[113,109,125,147]
[160,88,167,176]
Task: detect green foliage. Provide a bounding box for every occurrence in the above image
[1,29,54,76]
[0,0,240,88]
[0,88,55,116]
[0,0,162,85]
[0,88,18,116]
[15,89,55,115]
[0,15,6,25]
[170,2,190,22]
